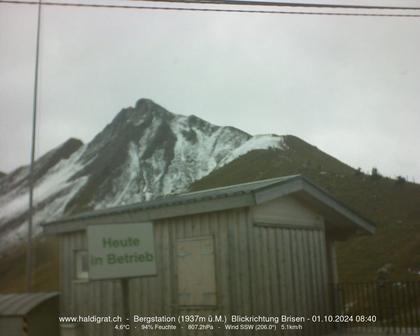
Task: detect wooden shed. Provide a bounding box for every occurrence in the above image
[0,292,59,336]
[43,175,375,336]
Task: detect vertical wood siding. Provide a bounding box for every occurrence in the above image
[251,225,329,336]
[60,206,331,336]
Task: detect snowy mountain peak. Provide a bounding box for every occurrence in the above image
[0,98,287,250]
[121,98,175,125]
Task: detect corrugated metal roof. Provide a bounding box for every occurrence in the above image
[42,174,375,235]
[44,175,299,225]
[0,292,58,316]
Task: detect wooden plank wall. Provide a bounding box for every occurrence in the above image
[60,209,251,336]
[59,231,123,336]
[60,206,331,336]
[252,225,330,336]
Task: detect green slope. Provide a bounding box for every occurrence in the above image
[0,236,59,293]
[1,135,418,293]
[191,135,420,282]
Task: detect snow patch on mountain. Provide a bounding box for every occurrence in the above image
[0,146,88,249]
[218,134,288,167]
[161,115,250,195]
[1,175,88,246]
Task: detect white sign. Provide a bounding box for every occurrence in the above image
[87,222,156,280]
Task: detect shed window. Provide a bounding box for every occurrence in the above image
[176,236,216,306]
[74,250,89,280]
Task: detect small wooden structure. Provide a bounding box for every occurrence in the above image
[43,175,375,336]
[0,292,59,336]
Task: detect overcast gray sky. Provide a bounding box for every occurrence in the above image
[1,0,419,181]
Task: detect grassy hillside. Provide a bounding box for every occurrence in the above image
[0,134,418,292]
[0,236,59,293]
[191,135,420,282]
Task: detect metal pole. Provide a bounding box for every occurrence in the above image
[26,0,42,292]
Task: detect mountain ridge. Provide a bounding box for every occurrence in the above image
[0,98,286,250]
[0,99,418,292]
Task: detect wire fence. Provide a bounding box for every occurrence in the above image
[331,281,420,335]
